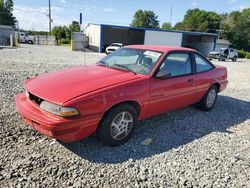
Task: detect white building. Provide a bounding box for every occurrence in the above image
[85,23,218,56]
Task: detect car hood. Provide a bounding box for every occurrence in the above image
[25,64,142,105]
[209,51,221,55]
[107,46,120,50]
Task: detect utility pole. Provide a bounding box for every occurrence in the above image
[49,0,52,35]
[170,5,173,26]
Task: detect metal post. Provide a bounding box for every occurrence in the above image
[10,34,13,47]
[49,0,51,35]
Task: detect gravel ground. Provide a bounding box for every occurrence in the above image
[0,44,250,188]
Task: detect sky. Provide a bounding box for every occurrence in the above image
[13,0,250,31]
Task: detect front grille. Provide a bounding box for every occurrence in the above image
[209,54,218,58]
[28,92,43,105]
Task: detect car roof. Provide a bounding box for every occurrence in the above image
[125,45,197,53]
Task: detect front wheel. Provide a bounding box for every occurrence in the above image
[218,56,223,61]
[96,104,137,146]
[196,85,218,111]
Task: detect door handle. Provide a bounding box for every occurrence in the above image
[187,79,194,83]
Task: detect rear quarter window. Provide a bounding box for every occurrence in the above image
[195,54,214,73]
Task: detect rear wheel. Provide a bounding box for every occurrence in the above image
[196,85,218,111]
[96,104,137,146]
[232,56,237,62]
[28,40,33,44]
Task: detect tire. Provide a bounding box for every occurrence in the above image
[28,40,33,44]
[218,56,223,61]
[232,56,237,62]
[196,85,218,111]
[96,104,137,146]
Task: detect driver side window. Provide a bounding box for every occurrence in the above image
[158,53,192,77]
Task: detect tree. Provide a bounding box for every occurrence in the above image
[52,21,80,44]
[52,26,70,44]
[161,22,172,30]
[69,21,80,32]
[0,0,16,26]
[173,22,185,30]
[173,9,220,32]
[131,10,159,28]
[221,8,250,51]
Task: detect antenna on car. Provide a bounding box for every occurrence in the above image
[83,38,86,66]
[80,13,87,66]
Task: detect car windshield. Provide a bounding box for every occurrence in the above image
[111,44,122,47]
[98,48,163,75]
[214,48,224,52]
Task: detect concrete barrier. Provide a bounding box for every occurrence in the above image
[34,35,56,45]
[0,25,15,46]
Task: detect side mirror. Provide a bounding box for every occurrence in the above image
[155,72,172,80]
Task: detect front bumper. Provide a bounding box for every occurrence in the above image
[15,93,101,142]
[208,54,220,59]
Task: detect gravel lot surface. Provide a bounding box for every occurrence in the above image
[0,45,250,188]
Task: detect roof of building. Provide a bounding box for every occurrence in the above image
[216,39,231,45]
[125,45,196,53]
[86,23,218,37]
[0,25,14,29]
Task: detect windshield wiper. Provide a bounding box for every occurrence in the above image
[97,60,110,68]
[112,64,137,75]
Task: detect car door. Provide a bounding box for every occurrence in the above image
[149,52,198,116]
[192,53,215,100]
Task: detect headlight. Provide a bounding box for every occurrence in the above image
[40,101,79,117]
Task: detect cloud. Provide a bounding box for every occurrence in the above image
[191,1,198,7]
[60,0,67,3]
[13,5,67,31]
[103,8,113,12]
[239,4,250,11]
[229,0,236,4]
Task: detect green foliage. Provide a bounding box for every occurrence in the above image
[0,0,16,26]
[161,22,172,30]
[238,50,247,58]
[59,38,70,44]
[221,8,250,51]
[173,22,185,30]
[172,8,250,51]
[52,21,80,45]
[24,30,49,36]
[131,10,159,28]
[246,53,250,59]
[69,21,80,32]
[173,9,220,32]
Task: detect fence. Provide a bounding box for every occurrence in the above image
[34,35,56,45]
[0,25,15,46]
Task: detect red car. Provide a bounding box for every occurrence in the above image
[15,45,228,146]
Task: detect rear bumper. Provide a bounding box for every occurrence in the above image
[219,80,228,92]
[15,93,101,142]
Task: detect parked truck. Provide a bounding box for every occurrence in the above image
[18,32,35,44]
